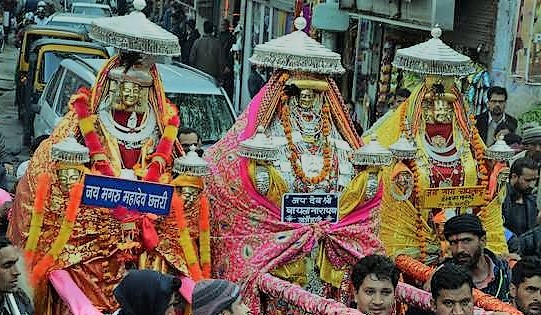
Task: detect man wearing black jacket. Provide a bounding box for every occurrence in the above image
[443,214,512,302]
[475,86,517,146]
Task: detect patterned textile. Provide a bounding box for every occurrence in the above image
[205,83,384,314]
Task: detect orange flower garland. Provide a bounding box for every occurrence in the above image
[395,254,522,315]
[25,172,52,267]
[31,182,85,287]
[172,193,203,281]
[199,194,211,278]
[280,96,332,185]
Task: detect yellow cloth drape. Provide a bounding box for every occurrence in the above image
[268,166,374,288]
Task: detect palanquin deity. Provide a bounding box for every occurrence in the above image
[205,17,386,313]
[365,28,515,264]
[8,6,208,314]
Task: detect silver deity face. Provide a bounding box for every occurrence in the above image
[298,89,316,110]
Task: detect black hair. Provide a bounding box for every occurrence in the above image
[203,21,213,35]
[396,88,411,98]
[178,127,200,142]
[510,157,538,177]
[488,86,508,101]
[431,263,474,300]
[504,133,522,146]
[31,135,49,154]
[512,256,541,286]
[0,236,12,250]
[351,254,399,291]
[495,122,511,135]
[186,19,196,29]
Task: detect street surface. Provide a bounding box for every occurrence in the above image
[0,36,29,191]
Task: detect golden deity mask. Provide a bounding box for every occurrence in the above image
[51,135,90,194]
[108,64,153,113]
[390,162,414,201]
[179,186,201,209]
[422,82,457,125]
[57,167,83,194]
[171,174,205,210]
[120,81,142,108]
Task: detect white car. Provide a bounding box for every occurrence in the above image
[46,13,96,32]
[34,57,236,146]
[71,3,112,17]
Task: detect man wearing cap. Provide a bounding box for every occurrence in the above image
[192,279,249,315]
[511,124,541,211]
[443,214,512,301]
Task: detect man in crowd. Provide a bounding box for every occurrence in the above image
[33,1,49,25]
[392,88,411,110]
[443,214,511,301]
[511,124,541,210]
[219,19,235,100]
[508,225,541,258]
[476,86,518,146]
[180,19,200,65]
[351,254,400,315]
[511,256,541,315]
[503,157,539,236]
[190,21,223,81]
[113,269,181,315]
[431,263,474,315]
[0,236,33,314]
[192,279,249,315]
[178,127,203,157]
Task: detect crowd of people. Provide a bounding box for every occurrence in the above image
[0,0,540,314]
[159,0,236,100]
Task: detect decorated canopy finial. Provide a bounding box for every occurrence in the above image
[248,14,344,74]
[51,135,90,164]
[89,0,180,56]
[132,0,146,12]
[351,135,393,166]
[294,16,307,31]
[485,135,515,161]
[392,26,475,76]
[173,146,210,176]
[238,126,279,161]
[431,26,442,39]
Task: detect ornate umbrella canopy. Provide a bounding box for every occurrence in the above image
[173,146,210,176]
[352,136,393,166]
[485,136,516,161]
[238,126,279,161]
[51,135,90,164]
[249,16,345,75]
[89,0,181,56]
[393,27,476,76]
[389,135,417,160]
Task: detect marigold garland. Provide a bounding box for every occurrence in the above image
[172,193,203,281]
[30,182,84,287]
[24,172,51,267]
[280,97,332,185]
[395,255,521,315]
[199,194,211,278]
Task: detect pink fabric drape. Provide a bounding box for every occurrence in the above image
[205,82,384,314]
[49,270,102,315]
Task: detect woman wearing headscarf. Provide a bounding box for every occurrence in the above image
[113,270,181,315]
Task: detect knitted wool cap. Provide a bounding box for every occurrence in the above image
[443,214,486,239]
[523,126,541,145]
[192,279,240,315]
